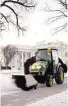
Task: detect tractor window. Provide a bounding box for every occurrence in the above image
[52,50,58,64]
[36,50,51,61]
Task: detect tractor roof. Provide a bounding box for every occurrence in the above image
[37,47,58,51]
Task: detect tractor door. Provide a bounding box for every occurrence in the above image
[52,50,58,74]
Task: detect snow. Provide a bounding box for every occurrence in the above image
[26,90,68,106]
[26,72,68,106]
[0,71,68,97]
[0,73,21,96]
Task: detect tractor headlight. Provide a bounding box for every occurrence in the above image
[37,66,41,69]
[31,65,41,70]
[31,65,35,70]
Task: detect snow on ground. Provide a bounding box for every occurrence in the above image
[0,71,68,106]
[26,90,68,106]
[0,71,68,96]
[0,73,21,96]
[1,74,17,89]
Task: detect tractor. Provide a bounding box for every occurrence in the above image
[24,47,67,87]
[13,47,67,90]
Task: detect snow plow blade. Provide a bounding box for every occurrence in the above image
[12,75,38,91]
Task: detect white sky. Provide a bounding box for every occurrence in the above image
[0,0,68,46]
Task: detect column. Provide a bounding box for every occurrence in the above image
[22,52,24,73]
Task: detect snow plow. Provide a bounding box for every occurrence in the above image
[13,47,67,90]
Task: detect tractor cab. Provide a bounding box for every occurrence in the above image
[35,47,58,63]
[30,47,58,75]
[35,48,52,62]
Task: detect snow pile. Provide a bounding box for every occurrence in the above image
[0,74,20,96]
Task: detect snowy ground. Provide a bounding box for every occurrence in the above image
[26,72,68,106]
[26,90,68,106]
[0,74,21,96]
[0,70,23,96]
[0,70,68,106]
[26,73,68,106]
[0,71,68,95]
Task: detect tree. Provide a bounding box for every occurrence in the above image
[0,0,35,36]
[45,0,68,35]
[2,45,18,66]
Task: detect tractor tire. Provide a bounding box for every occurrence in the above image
[55,66,64,84]
[46,75,53,87]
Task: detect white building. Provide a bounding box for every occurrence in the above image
[0,46,5,70]
[0,45,35,71]
[9,45,35,70]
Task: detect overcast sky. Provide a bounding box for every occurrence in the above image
[0,0,68,46]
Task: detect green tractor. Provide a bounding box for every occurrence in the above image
[27,47,67,87]
[13,47,67,90]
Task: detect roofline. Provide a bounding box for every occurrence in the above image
[37,48,58,50]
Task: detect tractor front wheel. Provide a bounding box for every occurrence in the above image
[55,66,64,84]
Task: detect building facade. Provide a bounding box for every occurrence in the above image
[0,45,35,71]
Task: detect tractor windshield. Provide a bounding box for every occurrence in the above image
[35,49,51,61]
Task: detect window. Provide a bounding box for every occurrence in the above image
[52,50,58,64]
[36,49,51,61]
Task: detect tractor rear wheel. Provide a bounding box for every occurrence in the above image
[46,74,53,87]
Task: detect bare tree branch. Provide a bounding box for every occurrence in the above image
[0,13,8,23]
[45,2,68,17]
[46,15,66,24]
[52,23,67,35]
[1,0,35,8]
[0,0,35,36]
[2,45,18,66]
[45,0,68,35]
[58,0,68,9]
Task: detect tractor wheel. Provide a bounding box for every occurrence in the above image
[46,75,53,87]
[55,66,64,84]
